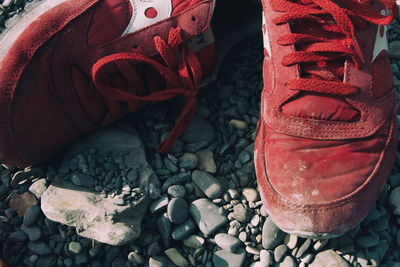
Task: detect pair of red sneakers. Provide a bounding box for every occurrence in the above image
[0,0,398,238]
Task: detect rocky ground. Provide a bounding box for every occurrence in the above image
[1,0,400,267]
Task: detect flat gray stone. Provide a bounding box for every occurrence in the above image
[262,217,285,249]
[213,248,246,267]
[215,233,241,252]
[167,185,186,198]
[309,249,350,267]
[195,149,217,174]
[190,198,228,235]
[191,170,223,199]
[182,116,215,144]
[23,205,41,226]
[167,198,188,224]
[179,153,198,170]
[279,256,297,267]
[29,179,48,199]
[171,219,197,241]
[28,242,52,255]
[41,123,156,245]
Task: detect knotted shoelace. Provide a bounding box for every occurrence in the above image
[92,27,202,154]
[271,0,398,95]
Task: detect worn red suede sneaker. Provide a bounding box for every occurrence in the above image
[0,0,219,166]
[256,0,398,238]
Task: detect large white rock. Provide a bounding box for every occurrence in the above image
[41,123,158,245]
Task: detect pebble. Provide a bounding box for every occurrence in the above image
[9,192,38,217]
[296,239,312,258]
[233,203,252,222]
[167,185,186,198]
[389,41,400,59]
[147,242,161,256]
[112,258,127,267]
[171,219,197,240]
[196,149,217,173]
[150,195,169,213]
[28,241,52,255]
[23,205,41,226]
[213,248,246,267]
[274,244,288,262]
[149,256,167,267]
[68,242,83,255]
[106,246,121,262]
[238,231,247,242]
[229,119,248,130]
[242,188,259,202]
[191,170,223,199]
[157,213,171,246]
[182,116,215,143]
[215,233,242,252]
[260,250,273,266]
[166,198,188,225]
[36,255,57,267]
[70,173,95,187]
[228,189,240,199]
[313,239,328,251]
[309,249,350,267]
[128,251,145,264]
[183,235,205,248]
[28,179,48,199]
[279,256,297,267]
[20,225,42,241]
[9,230,28,242]
[164,248,189,267]
[262,217,285,249]
[179,153,198,170]
[356,236,379,248]
[389,187,400,215]
[190,198,228,235]
[246,246,260,255]
[283,235,298,250]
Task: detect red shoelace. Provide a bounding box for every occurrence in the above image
[271,0,398,95]
[92,27,202,154]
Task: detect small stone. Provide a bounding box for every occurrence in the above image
[242,188,259,202]
[128,251,145,264]
[179,153,198,170]
[75,253,89,265]
[283,235,298,250]
[28,242,52,255]
[68,242,83,255]
[9,192,38,217]
[260,250,273,266]
[23,205,41,226]
[9,231,28,242]
[250,214,260,227]
[228,189,240,199]
[106,246,121,262]
[309,249,350,267]
[20,225,42,241]
[29,179,48,199]
[167,198,189,224]
[191,170,223,199]
[148,242,162,256]
[190,198,228,235]
[157,214,172,247]
[171,219,197,241]
[196,149,217,174]
[215,233,241,252]
[356,236,379,248]
[36,255,57,267]
[213,248,246,267]
[150,195,169,214]
[296,239,312,258]
[149,256,167,267]
[183,235,205,248]
[274,244,288,262]
[389,187,400,215]
[389,41,400,59]
[246,246,260,255]
[238,231,247,242]
[70,174,95,187]
[313,239,328,251]
[112,258,127,267]
[182,116,215,144]
[64,258,73,267]
[262,217,285,249]
[229,119,248,130]
[164,248,189,267]
[233,204,252,222]
[167,185,186,198]
[279,256,297,267]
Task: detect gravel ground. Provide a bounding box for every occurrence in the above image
[1,1,400,267]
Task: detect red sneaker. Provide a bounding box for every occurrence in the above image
[256,0,398,238]
[0,0,219,166]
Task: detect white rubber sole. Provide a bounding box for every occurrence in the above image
[0,0,70,62]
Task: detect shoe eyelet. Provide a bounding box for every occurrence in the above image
[191,16,196,22]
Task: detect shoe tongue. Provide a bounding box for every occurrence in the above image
[87,0,205,47]
[281,15,360,122]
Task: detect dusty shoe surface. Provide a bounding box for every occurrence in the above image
[256,0,398,238]
[0,0,217,166]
